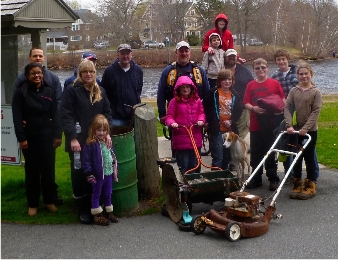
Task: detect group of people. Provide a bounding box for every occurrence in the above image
[158,16,322,201]
[12,43,142,225]
[11,13,322,225]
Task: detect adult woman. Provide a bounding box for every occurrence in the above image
[202,13,245,64]
[61,59,113,224]
[12,63,62,217]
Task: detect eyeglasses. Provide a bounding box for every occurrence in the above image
[254,66,267,71]
[81,70,95,74]
[29,72,43,76]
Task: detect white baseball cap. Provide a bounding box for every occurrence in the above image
[225,49,238,56]
[176,41,190,50]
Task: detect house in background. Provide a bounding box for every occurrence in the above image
[139,0,205,46]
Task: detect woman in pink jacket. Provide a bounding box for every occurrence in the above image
[165,76,206,175]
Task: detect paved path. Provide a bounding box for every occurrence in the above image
[1,137,336,259]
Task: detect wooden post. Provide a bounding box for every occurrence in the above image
[134,104,161,199]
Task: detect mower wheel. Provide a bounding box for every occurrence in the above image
[190,216,206,234]
[178,222,192,232]
[225,222,241,242]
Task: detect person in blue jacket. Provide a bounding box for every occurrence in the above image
[101,44,143,126]
[64,52,101,90]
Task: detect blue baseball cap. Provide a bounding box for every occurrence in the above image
[81,52,97,61]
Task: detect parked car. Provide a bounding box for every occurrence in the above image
[143,40,165,49]
[128,40,142,49]
[248,39,263,46]
[93,41,109,49]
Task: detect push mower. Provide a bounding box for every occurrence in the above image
[190,131,311,241]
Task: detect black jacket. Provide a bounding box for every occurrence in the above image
[61,81,113,152]
[101,59,143,120]
[202,87,242,135]
[230,64,254,105]
[12,81,62,142]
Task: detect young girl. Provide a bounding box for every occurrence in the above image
[165,76,205,175]
[284,63,322,200]
[202,69,242,170]
[82,114,118,226]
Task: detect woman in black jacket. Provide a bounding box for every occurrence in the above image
[61,59,113,224]
[12,63,62,217]
[202,69,243,170]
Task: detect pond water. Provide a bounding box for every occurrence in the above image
[54,59,338,99]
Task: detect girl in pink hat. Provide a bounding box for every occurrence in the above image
[165,76,205,175]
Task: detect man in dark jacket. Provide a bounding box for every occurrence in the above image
[14,48,63,205]
[101,44,143,126]
[224,49,254,140]
[63,52,101,90]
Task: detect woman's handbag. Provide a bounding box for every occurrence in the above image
[257,94,285,114]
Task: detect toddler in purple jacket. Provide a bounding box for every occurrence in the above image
[165,76,206,175]
[82,114,119,226]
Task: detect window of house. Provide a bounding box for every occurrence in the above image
[70,35,81,41]
[86,35,90,41]
[72,24,79,31]
[86,24,90,30]
[190,10,195,15]
[186,32,190,36]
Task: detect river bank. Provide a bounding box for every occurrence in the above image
[44,46,334,70]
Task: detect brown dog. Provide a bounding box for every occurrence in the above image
[222,131,250,185]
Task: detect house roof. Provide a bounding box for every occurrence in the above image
[1,0,80,29]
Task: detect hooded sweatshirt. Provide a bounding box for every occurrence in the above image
[201,33,225,79]
[202,13,235,53]
[165,76,206,150]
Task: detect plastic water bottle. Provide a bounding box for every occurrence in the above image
[74,122,81,169]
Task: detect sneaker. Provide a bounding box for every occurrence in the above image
[269,181,280,191]
[284,174,294,185]
[246,178,263,189]
[228,162,236,171]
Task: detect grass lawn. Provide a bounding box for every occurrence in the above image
[1,95,337,224]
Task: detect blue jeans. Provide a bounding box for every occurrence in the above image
[209,132,230,170]
[175,149,198,175]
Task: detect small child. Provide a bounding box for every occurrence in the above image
[202,69,242,169]
[82,114,119,226]
[284,62,322,200]
[165,76,205,175]
[201,33,225,88]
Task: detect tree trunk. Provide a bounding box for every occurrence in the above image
[134,104,161,199]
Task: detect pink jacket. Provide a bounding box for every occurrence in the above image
[165,76,206,150]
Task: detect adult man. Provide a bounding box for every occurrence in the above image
[157,41,210,125]
[14,47,63,205]
[101,44,143,126]
[224,49,253,140]
[64,52,101,90]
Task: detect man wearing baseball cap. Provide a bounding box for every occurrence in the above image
[63,51,101,90]
[101,44,143,126]
[157,40,210,158]
[224,49,253,140]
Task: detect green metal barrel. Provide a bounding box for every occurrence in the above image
[111,126,139,215]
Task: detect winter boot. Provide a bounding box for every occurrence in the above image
[290,178,303,199]
[92,206,109,226]
[105,205,119,223]
[74,196,92,224]
[299,179,316,200]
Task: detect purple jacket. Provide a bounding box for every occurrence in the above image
[82,140,118,182]
[165,76,205,150]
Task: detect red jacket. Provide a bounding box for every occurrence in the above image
[202,13,235,53]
